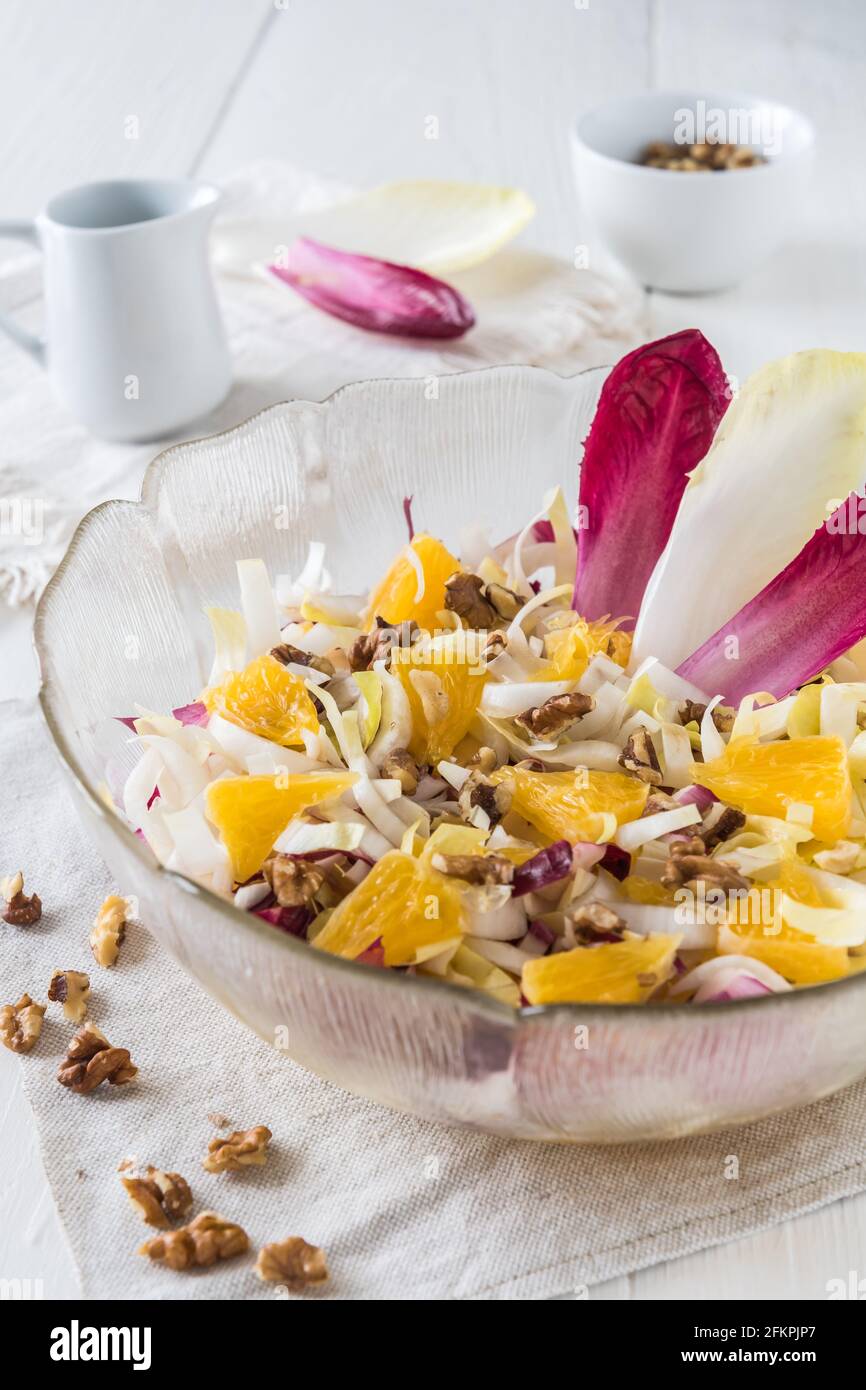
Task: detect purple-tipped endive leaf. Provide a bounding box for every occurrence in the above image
[634,350,866,670]
[268,238,474,338]
[573,330,728,623]
[678,494,866,701]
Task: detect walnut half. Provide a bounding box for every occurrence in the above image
[90,895,127,967]
[256,1236,329,1290]
[202,1124,272,1173]
[515,691,595,738]
[122,1167,193,1228]
[139,1211,249,1271]
[57,1023,138,1094]
[47,969,91,1023]
[0,994,46,1054]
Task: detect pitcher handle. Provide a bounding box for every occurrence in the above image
[0,221,45,365]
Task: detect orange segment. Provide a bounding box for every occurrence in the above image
[541,617,631,682]
[522,935,681,1005]
[722,858,849,985]
[621,875,678,906]
[203,654,320,747]
[393,639,487,763]
[721,928,849,985]
[206,771,357,883]
[312,849,465,966]
[697,735,852,843]
[493,767,648,844]
[365,534,460,632]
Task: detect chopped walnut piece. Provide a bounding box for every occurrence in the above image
[642,790,681,816]
[47,969,91,1023]
[207,1112,232,1130]
[467,745,500,776]
[516,691,595,738]
[349,618,416,672]
[482,630,507,663]
[660,843,750,894]
[430,852,515,886]
[256,1236,329,1290]
[444,572,497,627]
[566,902,627,946]
[202,1124,272,1173]
[380,748,421,794]
[90,895,127,967]
[263,854,325,908]
[139,1210,249,1271]
[699,803,747,849]
[122,1167,193,1228]
[485,583,523,621]
[0,993,46,1054]
[679,700,735,733]
[618,729,663,786]
[2,871,42,927]
[458,769,512,828]
[57,1023,138,1093]
[270,643,334,677]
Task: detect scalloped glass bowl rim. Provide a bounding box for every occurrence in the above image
[33,363,866,1027]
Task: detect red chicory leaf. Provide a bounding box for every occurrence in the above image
[268,237,475,339]
[677,492,866,701]
[253,903,311,937]
[573,330,729,623]
[172,701,209,727]
[512,840,573,896]
[599,843,631,881]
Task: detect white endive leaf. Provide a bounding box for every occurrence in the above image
[633,350,866,670]
[215,181,534,277]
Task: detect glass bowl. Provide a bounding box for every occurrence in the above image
[35,365,866,1142]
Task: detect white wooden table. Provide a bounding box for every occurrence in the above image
[3,0,866,1300]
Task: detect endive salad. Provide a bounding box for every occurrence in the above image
[114,333,866,1008]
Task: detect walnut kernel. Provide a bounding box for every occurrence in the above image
[47,968,91,1023]
[90,895,127,967]
[57,1023,138,1093]
[256,1236,329,1290]
[138,1210,249,1270]
[0,993,46,1054]
[121,1166,193,1228]
[202,1124,272,1173]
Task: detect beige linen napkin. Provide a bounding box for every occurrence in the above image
[5,696,866,1300]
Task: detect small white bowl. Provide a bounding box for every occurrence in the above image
[572,89,814,293]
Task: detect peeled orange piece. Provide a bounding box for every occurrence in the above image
[206,771,357,883]
[313,849,465,965]
[365,534,460,632]
[697,735,852,843]
[204,654,319,747]
[493,767,648,844]
[522,935,681,1005]
[393,638,487,763]
[541,617,631,682]
[723,857,849,984]
[721,927,849,985]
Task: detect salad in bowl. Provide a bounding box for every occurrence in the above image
[109,332,866,1014]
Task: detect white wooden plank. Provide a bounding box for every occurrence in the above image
[0,0,274,219]
[199,0,651,258]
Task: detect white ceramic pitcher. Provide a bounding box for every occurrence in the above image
[0,178,232,441]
